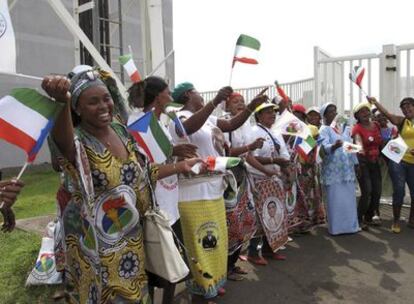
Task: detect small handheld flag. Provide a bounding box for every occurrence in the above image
[274,81,290,102]
[127,111,173,163]
[167,111,188,139]
[0,88,64,162]
[232,34,261,67]
[349,66,365,88]
[381,136,408,163]
[119,53,141,83]
[271,110,311,139]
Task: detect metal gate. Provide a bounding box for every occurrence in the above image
[315,43,414,114]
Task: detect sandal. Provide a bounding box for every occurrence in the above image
[247,255,268,266]
[227,271,245,281]
[233,266,248,275]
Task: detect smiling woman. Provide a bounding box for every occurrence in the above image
[39,69,201,304]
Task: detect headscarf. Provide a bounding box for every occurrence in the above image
[306,106,320,115]
[171,82,195,103]
[319,102,335,118]
[292,103,306,114]
[69,69,105,111]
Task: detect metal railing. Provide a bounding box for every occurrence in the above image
[200,78,314,106]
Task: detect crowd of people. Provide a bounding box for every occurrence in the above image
[1,66,414,304]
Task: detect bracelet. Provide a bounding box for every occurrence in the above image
[173,162,178,173]
[211,101,218,109]
[246,107,253,114]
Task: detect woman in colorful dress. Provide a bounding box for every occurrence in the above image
[368,97,414,233]
[223,93,272,281]
[291,104,325,232]
[42,72,199,304]
[168,83,266,303]
[246,103,291,265]
[351,102,383,230]
[319,102,359,235]
[127,76,199,304]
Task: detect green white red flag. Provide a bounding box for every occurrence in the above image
[349,66,365,88]
[206,156,241,173]
[119,54,141,83]
[0,88,64,162]
[232,34,260,67]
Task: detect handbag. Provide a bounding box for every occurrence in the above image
[143,163,190,283]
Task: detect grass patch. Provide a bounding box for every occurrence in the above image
[0,165,61,303]
[0,230,60,304]
[4,166,59,219]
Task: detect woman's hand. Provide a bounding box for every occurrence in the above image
[274,158,291,167]
[367,96,378,105]
[248,138,265,151]
[247,94,268,112]
[0,179,24,209]
[172,144,198,158]
[1,207,16,233]
[41,76,71,104]
[332,140,343,151]
[176,158,206,174]
[212,86,233,106]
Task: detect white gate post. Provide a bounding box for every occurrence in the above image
[313,46,320,107]
[380,44,398,112]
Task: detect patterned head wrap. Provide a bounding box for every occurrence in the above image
[69,69,105,110]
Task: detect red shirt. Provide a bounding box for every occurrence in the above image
[352,122,383,162]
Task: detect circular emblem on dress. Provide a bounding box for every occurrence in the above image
[94,185,139,244]
[0,13,7,38]
[368,136,374,142]
[263,196,284,232]
[285,182,297,214]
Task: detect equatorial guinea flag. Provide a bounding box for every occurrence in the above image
[206,156,241,173]
[119,53,141,83]
[232,34,260,67]
[127,111,173,163]
[0,88,64,162]
[349,66,365,88]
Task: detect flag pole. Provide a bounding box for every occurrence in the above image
[229,66,234,86]
[16,161,29,180]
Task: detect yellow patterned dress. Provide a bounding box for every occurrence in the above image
[52,122,157,304]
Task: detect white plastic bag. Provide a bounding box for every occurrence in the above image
[25,236,62,286]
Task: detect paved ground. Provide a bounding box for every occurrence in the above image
[171,204,414,304]
[11,204,414,304]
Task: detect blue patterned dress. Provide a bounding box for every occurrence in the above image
[319,125,359,235]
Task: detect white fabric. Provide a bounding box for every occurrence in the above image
[169,110,225,202]
[225,119,251,149]
[155,123,179,225]
[0,1,16,72]
[247,124,290,176]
